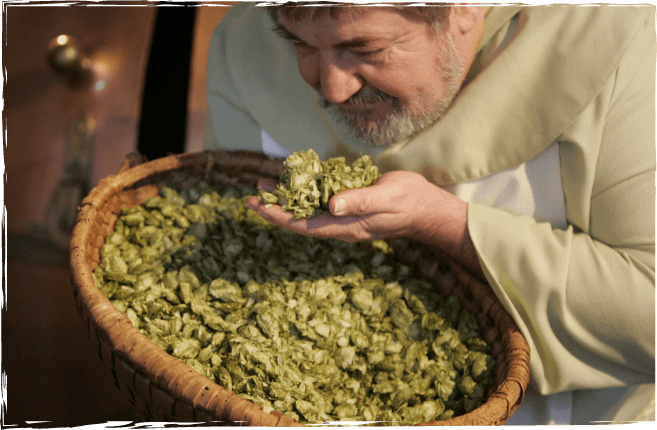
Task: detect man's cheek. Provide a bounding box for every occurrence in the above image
[296,56,320,88]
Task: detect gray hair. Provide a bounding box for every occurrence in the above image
[266,2,451,35]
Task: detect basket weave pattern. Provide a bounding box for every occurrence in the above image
[70,150,530,425]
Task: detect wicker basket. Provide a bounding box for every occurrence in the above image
[69,150,530,425]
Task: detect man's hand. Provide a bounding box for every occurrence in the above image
[246,171,483,276]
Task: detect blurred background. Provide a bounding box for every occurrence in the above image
[2,1,233,426]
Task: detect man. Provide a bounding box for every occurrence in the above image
[204,2,655,424]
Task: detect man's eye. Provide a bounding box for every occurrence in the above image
[352,48,385,60]
[292,42,318,55]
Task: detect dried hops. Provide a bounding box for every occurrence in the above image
[94,183,495,425]
[258,149,381,219]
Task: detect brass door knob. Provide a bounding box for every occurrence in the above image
[47,34,92,84]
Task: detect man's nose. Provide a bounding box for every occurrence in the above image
[319,51,362,104]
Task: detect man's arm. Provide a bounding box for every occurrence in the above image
[468,10,655,395]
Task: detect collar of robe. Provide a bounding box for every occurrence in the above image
[375,5,648,186]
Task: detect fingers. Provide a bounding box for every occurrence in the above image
[245,194,266,213]
[304,213,375,242]
[246,194,320,232]
[245,195,292,224]
[246,194,374,242]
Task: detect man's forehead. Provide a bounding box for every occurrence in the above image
[276,7,423,41]
[275,5,376,23]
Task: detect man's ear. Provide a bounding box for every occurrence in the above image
[451,6,485,35]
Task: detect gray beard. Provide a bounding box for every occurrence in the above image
[321,34,464,147]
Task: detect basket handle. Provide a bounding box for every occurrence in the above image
[117,151,149,174]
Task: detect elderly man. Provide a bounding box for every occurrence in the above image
[204,2,655,424]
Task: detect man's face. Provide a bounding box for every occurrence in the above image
[277,8,466,146]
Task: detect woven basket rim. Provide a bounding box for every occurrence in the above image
[69,149,530,426]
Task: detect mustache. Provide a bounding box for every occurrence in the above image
[320,86,400,110]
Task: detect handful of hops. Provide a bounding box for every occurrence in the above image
[259,149,381,219]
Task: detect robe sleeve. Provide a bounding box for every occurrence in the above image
[467,11,655,395]
[203,4,263,152]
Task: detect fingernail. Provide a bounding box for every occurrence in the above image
[333,198,346,216]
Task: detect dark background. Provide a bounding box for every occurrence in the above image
[2,3,231,426]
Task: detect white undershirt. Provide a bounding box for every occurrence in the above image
[261,128,291,159]
[444,142,567,230]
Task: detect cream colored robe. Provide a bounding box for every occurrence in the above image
[205,3,655,422]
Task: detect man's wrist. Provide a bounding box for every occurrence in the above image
[410,197,484,278]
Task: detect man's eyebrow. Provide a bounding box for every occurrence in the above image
[272,23,301,42]
[335,37,375,49]
[272,23,378,49]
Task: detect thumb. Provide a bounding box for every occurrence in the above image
[329,188,375,217]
